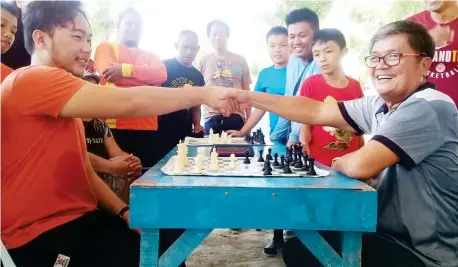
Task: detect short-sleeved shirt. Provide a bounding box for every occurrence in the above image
[338,82,458,267]
[406,11,458,106]
[159,58,206,145]
[300,74,364,167]
[254,66,287,134]
[1,63,14,84]
[1,66,97,249]
[197,51,252,122]
[83,118,113,159]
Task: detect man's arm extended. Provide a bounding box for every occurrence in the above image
[234,91,354,132]
[60,83,236,119]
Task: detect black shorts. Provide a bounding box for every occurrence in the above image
[8,210,185,267]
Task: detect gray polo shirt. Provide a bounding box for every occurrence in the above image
[338,83,458,267]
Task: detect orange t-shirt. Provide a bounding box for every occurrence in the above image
[1,63,14,83]
[1,66,97,249]
[94,42,167,131]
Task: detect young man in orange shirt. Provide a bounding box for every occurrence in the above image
[1,1,18,83]
[1,2,237,266]
[94,7,167,169]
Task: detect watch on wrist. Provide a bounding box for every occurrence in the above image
[118,205,130,218]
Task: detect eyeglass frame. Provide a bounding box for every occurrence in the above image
[364,52,428,68]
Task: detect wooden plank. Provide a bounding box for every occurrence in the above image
[130,187,377,232]
[140,229,159,267]
[342,232,362,267]
[158,229,211,267]
[295,230,343,267]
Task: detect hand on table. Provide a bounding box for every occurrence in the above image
[102,62,123,82]
[226,129,245,137]
[286,141,297,149]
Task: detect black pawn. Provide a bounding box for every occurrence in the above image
[263,160,272,175]
[258,149,264,162]
[307,158,317,175]
[284,160,293,174]
[301,153,309,171]
[279,155,285,169]
[266,148,273,161]
[273,153,279,167]
[243,151,251,164]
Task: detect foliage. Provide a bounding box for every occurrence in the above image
[267,0,333,26]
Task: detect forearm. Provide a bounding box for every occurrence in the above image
[240,108,265,135]
[191,106,202,126]
[88,153,112,174]
[91,171,127,214]
[247,92,349,130]
[358,135,366,148]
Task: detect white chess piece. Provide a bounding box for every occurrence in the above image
[209,147,219,172]
[173,155,185,174]
[193,156,204,174]
[229,154,237,170]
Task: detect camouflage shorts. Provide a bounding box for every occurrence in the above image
[98,172,126,197]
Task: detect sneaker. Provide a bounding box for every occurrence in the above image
[263,240,284,257]
[284,230,295,239]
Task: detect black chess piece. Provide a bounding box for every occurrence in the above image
[301,153,309,171]
[266,148,273,161]
[307,157,317,175]
[279,155,285,169]
[257,129,265,145]
[243,151,251,164]
[294,152,303,168]
[283,159,293,174]
[244,134,250,142]
[263,160,272,172]
[291,149,297,165]
[258,149,264,162]
[273,153,279,167]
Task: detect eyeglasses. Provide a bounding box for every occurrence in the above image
[365,53,426,68]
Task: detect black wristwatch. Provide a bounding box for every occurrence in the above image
[118,205,130,218]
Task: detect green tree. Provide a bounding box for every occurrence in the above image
[84,0,116,46]
[266,0,333,26]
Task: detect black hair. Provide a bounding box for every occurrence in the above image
[178,30,198,40]
[206,20,230,38]
[22,1,87,55]
[266,26,287,42]
[312,28,346,49]
[285,8,319,31]
[370,20,435,58]
[1,1,19,18]
[118,7,142,28]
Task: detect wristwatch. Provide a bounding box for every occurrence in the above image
[118,205,130,218]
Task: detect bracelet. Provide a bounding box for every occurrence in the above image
[118,205,130,218]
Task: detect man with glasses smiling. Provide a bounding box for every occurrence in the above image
[226,20,458,267]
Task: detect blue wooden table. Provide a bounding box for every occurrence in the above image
[130,144,377,267]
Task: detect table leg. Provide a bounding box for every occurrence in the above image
[140,229,160,267]
[159,229,212,267]
[294,230,342,266]
[342,232,362,267]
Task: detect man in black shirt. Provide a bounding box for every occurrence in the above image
[159,30,206,158]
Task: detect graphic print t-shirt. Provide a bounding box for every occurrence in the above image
[407,11,458,106]
[83,118,113,159]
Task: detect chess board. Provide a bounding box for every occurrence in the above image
[184,136,271,146]
[161,156,330,177]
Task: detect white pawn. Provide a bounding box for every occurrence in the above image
[209,147,219,172]
[229,153,237,170]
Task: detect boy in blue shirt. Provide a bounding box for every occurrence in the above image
[228,26,288,137]
[228,26,289,256]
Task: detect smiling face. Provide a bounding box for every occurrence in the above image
[369,34,431,99]
[35,13,92,77]
[288,21,315,60]
[1,8,18,54]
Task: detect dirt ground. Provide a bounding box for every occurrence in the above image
[186,229,286,267]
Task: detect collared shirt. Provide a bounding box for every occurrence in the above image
[338,83,458,267]
[270,55,320,143]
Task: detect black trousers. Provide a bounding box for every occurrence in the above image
[283,231,425,267]
[157,110,193,162]
[8,210,186,267]
[204,114,244,135]
[111,129,160,169]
